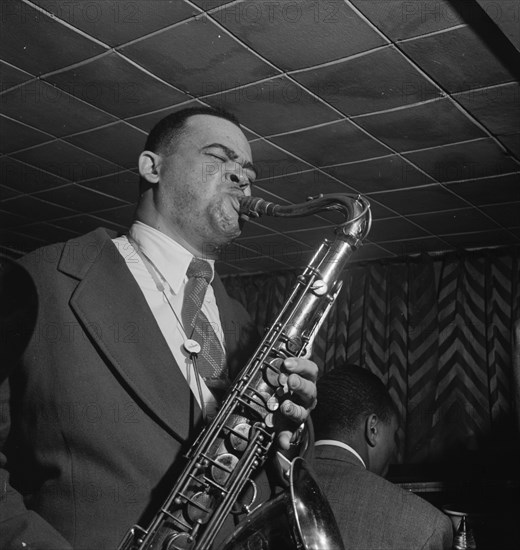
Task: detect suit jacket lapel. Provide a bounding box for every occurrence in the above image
[60,229,201,442]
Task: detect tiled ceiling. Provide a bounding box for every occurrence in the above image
[1,0,519,276]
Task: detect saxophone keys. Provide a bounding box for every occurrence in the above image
[164,532,195,550]
[275,386,286,397]
[267,395,279,411]
[311,279,328,296]
[264,413,275,428]
[263,357,283,387]
[211,453,239,485]
[229,422,251,452]
[186,492,215,524]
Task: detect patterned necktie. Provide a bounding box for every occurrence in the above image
[182,258,227,386]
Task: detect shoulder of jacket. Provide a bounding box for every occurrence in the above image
[18,227,118,277]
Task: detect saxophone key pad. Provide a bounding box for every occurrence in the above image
[186,492,214,523]
[267,395,279,411]
[311,279,328,296]
[263,357,283,387]
[211,453,239,485]
[229,422,250,452]
[264,413,275,428]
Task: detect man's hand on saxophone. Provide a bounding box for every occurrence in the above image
[275,357,319,451]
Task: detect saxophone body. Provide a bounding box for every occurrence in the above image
[118,193,371,550]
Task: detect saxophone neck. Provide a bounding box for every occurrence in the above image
[239,193,372,245]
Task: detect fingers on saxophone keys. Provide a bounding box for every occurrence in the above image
[280,400,308,423]
[283,357,318,382]
[288,374,317,409]
[277,430,292,451]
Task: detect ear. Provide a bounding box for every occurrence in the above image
[139,151,161,185]
[364,414,379,447]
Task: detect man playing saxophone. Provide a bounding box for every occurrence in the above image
[0,107,319,549]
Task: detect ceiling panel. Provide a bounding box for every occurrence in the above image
[403,139,520,182]
[0,80,118,137]
[445,173,520,206]
[354,98,486,151]
[79,170,140,204]
[256,170,357,205]
[3,194,75,222]
[11,141,121,180]
[34,183,126,213]
[45,52,189,118]
[206,76,342,135]
[498,133,520,158]
[0,116,54,154]
[0,60,34,90]
[120,16,279,96]
[249,140,312,181]
[0,0,518,270]
[270,120,392,166]
[480,202,520,228]
[0,1,106,75]
[212,0,387,71]
[367,217,430,242]
[400,26,515,93]
[407,208,501,235]
[367,184,470,216]
[32,0,198,46]
[324,155,435,193]
[293,47,443,116]
[454,83,520,135]
[350,0,465,40]
[0,186,19,202]
[1,157,69,194]
[64,122,146,169]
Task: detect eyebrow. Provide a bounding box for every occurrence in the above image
[202,143,258,179]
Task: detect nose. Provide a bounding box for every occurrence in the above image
[227,168,251,195]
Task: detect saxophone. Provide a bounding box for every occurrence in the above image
[118,193,371,550]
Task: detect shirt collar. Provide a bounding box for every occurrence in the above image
[128,221,215,295]
[314,439,367,468]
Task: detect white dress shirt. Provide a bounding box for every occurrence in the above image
[112,221,224,414]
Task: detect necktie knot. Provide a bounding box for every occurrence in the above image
[187,257,212,283]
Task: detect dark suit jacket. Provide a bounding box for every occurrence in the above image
[313,445,454,550]
[0,229,259,549]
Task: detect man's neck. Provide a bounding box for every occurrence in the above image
[134,209,216,260]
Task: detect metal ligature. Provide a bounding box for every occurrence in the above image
[118,193,371,550]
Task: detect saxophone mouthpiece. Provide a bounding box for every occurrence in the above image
[238,196,261,219]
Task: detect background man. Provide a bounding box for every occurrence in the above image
[312,365,453,550]
[0,107,318,549]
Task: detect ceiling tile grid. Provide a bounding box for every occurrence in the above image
[0,0,518,273]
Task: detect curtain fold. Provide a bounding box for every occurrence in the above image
[223,246,520,463]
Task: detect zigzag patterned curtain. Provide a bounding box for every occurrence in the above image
[223,246,520,464]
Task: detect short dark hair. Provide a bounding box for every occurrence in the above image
[312,365,398,440]
[144,106,241,155]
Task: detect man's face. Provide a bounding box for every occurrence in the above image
[371,414,399,477]
[155,114,256,256]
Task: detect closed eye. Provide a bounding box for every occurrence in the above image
[208,153,226,162]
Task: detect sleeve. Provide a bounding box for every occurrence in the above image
[0,256,73,549]
[420,510,454,550]
[0,379,73,550]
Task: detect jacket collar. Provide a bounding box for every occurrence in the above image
[314,441,366,468]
